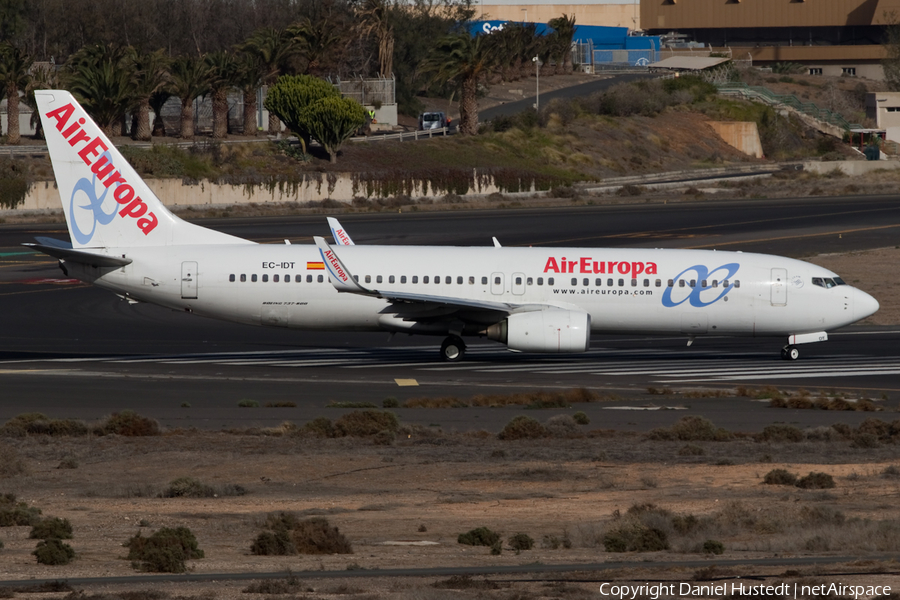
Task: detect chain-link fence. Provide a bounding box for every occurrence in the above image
[335,76,395,107]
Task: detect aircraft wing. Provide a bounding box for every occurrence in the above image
[313,236,544,320]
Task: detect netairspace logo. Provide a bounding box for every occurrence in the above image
[597,582,891,600]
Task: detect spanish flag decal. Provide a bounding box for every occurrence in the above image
[307,261,325,270]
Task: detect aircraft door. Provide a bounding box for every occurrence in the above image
[181,261,198,299]
[771,268,787,306]
[512,272,525,295]
[491,272,504,295]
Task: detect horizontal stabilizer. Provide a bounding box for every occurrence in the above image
[24,242,132,268]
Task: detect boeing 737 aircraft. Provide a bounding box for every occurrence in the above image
[28,90,879,362]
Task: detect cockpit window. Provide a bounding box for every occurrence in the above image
[813,277,843,289]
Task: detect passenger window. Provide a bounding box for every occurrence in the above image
[712,280,718,288]
[389,275,395,284]
[423,276,429,284]
[306,275,313,283]
[631,279,637,287]
[517,276,524,285]
[494,276,501,285]
[701,280,707,288]
[436,276,441,285]
[284,275,290,282]
[607,278,613,286]
[526,277,533,285]
[689,279,695,288]
[400,276,407,284]
[482,276,488,285]
[469,276,475,284]
[595,278,602,286]
[365,275,371,283]
[252,274,258,282]
[229,274,235,282]
[376,275,383,284]
[240,274,246,282]
[457,276,463,284]
[583,278,589,286]
[678,280,684,287]
[655,279,661,287]
[667,279,674,287]
[537,277,543,286]
[618,278,624,286]
[317,275,323,283]
[723,279,730,287]
[353,275,358,282]
[571,278,577,285]
[548,277,555,285]
[644,279,649,287]
[445,276,451,284]
[262,274,268,282]
[735,280,741,288]
[273,274,279,283]
[412,276,418,284]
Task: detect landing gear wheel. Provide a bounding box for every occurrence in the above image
[781,345,800,361]
[440,335,466,362]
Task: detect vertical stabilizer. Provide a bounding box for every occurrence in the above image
[35,90,251,249]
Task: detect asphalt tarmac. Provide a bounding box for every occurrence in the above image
[2,195,900,431]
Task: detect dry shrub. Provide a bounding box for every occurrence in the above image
[0,413,88,437]
[764,469,798,486]
[243,576,303,594]
[433,575,499,590]
[545,414,582,438]
[302,417,335,437]
[508,533,534,551]
[95,411,160,436]
[126,527,204,573]
[0,493,42,526]
[30,517,73,540]
[33,539,75,565]
[678,444,705,456]
[290,517,353,554]
[796,472,835,489]
[498,415,547,440]
[333,410,398,437]
[756,424,805,443]
[458,527,500,546]
[647,416,731,441]
[160,477,215,498]
[0,442,26,478]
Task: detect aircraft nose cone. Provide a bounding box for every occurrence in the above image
[854,288,879,322]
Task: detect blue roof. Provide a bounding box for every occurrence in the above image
[469,21,660,51]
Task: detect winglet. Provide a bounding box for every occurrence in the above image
[492,237,502,248]
[313,236,372,294]
[327,217,356,246]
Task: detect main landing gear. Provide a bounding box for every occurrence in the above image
[440,335,466,362]
[781,345,800,361]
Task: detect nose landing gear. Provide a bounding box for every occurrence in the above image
[781,345,799,360]
[440,335,466,362]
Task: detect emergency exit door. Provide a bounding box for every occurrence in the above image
[182,261,198,299]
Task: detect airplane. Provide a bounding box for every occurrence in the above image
[27,90,879,362]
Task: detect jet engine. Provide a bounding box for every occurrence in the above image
[486,309,591,353]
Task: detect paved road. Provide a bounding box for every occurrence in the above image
[2,196,900,430]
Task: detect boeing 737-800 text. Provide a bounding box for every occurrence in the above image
[27,90,879,361]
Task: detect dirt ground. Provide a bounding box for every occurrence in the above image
[2,429,900,599]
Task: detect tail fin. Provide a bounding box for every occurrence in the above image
[35,90,251,249]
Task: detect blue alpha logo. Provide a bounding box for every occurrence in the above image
[661,263,740,308]
[69,150,119,245]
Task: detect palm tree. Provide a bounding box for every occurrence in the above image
[234,53,264,136]
[23,62,59,140]
[422,33,497,135]
[0,42,32,145]
[548,14,577,74]
[357,0,395,78]
[290,15,343,76]
[149,90,172,137]
[239,28,296,134]
[65,44,131,138]
[205,51,237,139]
[128,48,170,141]
[169,56,211,139]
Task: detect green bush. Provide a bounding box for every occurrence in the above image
[672,514,700,535]
[126,526,204,573]
[303,417,335,437]
[383,397,399,408]
[290,517,353,554]
[0,413,88,437]
[498,416,548,440]
[160,477,215,498]
[508,533,534,551]
[796,472,835,489]
[763,469,798,485]
[333,410,399,437]
[458,527,501,547]
[95,411,160,436]
[0,494,42,526]
[30,517,73,540]
[702,539,725,555]
[572,411,590,425]
[33,539,75,565]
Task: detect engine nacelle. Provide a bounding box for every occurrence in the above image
[487,309,591,353]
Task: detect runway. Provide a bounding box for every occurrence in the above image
[2,194,900,431]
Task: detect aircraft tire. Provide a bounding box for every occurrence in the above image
[781,345,800,361]
[441,335,466,362]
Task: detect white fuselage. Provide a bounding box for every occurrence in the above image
[68,244,875,339]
